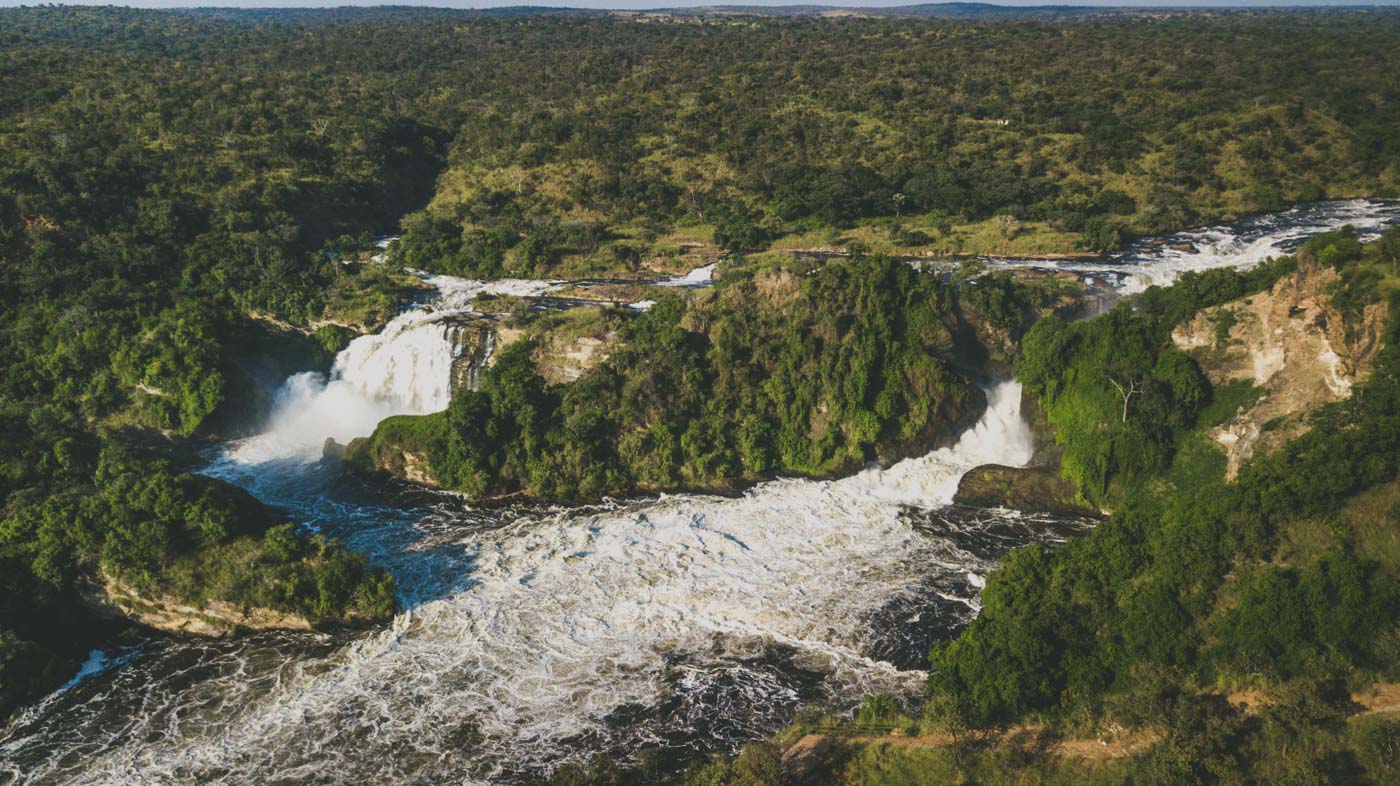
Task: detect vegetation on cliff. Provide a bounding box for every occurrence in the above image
[0,7,440,716]
[1015,255,1300,506]
[349,255,1073,499]
[4,0,1400,756]
[0,433,395,716]
[914,230,1400,783]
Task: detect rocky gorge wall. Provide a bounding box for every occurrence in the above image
[1173,263,1389,479]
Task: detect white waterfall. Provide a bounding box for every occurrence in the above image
[225,275,559,463]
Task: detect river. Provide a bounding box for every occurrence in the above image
[2,200,1397,785]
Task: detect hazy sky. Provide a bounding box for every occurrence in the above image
[2,0,1397,8]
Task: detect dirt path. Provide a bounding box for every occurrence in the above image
[1228,683,1400,717]
[785,682,1400,781]
[781,723,1152,781]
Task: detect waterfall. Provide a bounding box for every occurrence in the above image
[657,263,716,288]
[450,323,497,393]
[469,329,496,390]
[846,381,1035,505]
[224,275,558,463]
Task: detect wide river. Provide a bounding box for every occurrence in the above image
[3,200,1398,785]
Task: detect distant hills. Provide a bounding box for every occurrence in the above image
[465,4,1400,19]
[651,3,1105,17]
[169,4,1400,20]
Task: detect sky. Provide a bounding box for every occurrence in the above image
[1,0,1397,8]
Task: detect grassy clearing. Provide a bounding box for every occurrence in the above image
[771,215,1087,258]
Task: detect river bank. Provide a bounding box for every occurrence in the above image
[4,200,1400,785]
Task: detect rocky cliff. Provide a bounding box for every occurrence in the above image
[87,574,318,638]
[1172,264,1388,479]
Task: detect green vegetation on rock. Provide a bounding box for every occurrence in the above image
[654,230,1400,786]
[0,436,394,716]
[350,255,1070,499]
[1017,255,1298,505]
[5,4,1400,768]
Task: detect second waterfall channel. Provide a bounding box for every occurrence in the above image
[4,199,1399,785]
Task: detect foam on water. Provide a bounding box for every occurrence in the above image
[5,384,1045,785]
[228,275,560,462]
[657,263,716,288]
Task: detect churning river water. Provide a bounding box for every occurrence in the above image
[3,200,1398,785]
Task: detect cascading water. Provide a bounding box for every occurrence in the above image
[657,263,716,288]
[232,275,559,462]
[5,200,1399,786]
[462,327,497,392]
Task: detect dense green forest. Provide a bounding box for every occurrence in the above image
[382,9,1400,270]
[932,233,1400,706]
[826,231,1400,785]
[4,1,1400,766]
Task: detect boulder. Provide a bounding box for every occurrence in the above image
[954,463,1098,518]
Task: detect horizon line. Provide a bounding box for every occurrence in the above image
[5,1,1400,10]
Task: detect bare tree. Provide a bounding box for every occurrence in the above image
[682,175,706,219]
[1104,371,1141,422]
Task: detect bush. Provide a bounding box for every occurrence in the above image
[711,203,773,253]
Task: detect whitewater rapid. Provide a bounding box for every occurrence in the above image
[4,382,1051,785]
[990,198,1400,294]
[4,199,1399,785]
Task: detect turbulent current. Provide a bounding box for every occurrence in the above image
[3,200,1398,785]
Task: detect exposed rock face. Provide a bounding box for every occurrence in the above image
[347,442,440,487]
[396,450,438,487]
[448,318,497,392]
[444,317,620,394]
[953,464,1097,518]
[1172,265,1388,478]
[953,387,1099,517]
[89,575,314,637]
[528,331,618,386]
